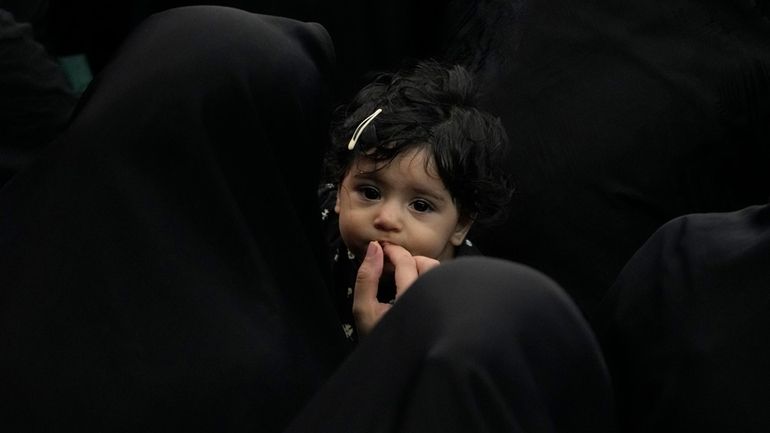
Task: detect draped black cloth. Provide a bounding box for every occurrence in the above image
[454,0,770,318]
[0,8,76,186]
[288,258,615,433]
[597,204,770,433]
[39,0,452,94]
[0,7,348,431]
[0,6,615,432]
[0,1,49,30]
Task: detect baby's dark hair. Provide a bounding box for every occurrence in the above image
[326,60,512,224]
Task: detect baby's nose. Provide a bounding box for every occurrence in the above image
[373,202,402,231]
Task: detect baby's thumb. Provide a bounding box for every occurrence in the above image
[355,241,383,301]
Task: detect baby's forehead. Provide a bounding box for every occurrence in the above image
[351,147,441,180]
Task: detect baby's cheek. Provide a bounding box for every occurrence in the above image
[407,241,439,260]
[338,219,369,257]
[416,230,453,259]
[337,221,354,247]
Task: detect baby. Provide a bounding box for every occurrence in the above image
[320,60,511,340]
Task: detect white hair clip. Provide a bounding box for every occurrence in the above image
[347,108,383,150]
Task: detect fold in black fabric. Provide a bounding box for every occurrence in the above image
[0,7,348,431]
[597,204,770,432]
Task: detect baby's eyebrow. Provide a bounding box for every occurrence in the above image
[351,171,380,180]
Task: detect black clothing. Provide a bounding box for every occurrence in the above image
[0,6,615,432]
[288,258,616,433]
[38,0,452,96]
[453,0,770,319]
[0,1,49,31]
[0,8,76,186]
[597,204,770,433]
[0,7,347,432]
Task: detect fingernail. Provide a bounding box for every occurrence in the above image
[367,241,377,258]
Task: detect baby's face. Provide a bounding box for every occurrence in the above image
[335,148,472,262]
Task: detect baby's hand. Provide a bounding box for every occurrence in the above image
[352,241,439,337]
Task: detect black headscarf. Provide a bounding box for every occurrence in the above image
[0,6,347,431]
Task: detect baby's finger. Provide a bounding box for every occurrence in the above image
[382,243,418,298]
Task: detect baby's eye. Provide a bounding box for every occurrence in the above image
[358,186,381,200]
[410,199,434,213]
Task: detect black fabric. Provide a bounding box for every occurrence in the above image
[596,204,770,433]
[0,1,49,30]
[447,0,770,319]
[0,8,76,186]
[288,258,616,433]
[0,7,348,432]
[39,0,452,96]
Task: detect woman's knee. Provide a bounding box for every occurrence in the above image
[384,257,600,362]
[405,257,581,324]
[382,257,614,431]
